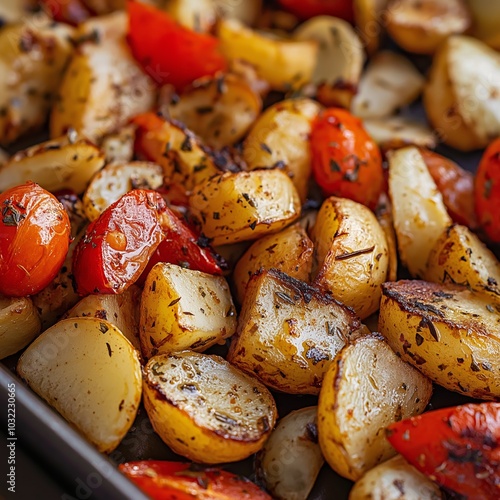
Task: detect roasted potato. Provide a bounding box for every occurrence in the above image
[243,98,322,201]
[352,51,424,119]
[217,18,318,91]
[17,317,142,453]
[189,169,301,246]
[233,223,314,304]
[318,334,432,481]
[388,147,451,278]
[100,125,136,165]
[228,269,365,394]
[212,0,262,26]
[379,280,500,400]
[164,0,216,32]
[140,263,237,359]
[424,35,500,151]
[76,10,127,43]
[424,223,500,297]
[467,0,500,49]
[312,196,389,319]
[169,74,262,149]
[0,296,41,360]
[386,0,471,54]
[0,18,74,145]
[349,455,443,500]
[142,351,277,463]
[353,0,388,54]
[0,133,105,194]
[375,196,398,282]
[255,407,324,500]
[0,0,38,24]
[82,161,164,221]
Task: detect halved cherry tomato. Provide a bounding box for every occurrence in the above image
[40,0,94,26]
[73,190,168,295]
[126,1,227,90]
[420,148,477,229]
[310,108,384,209]
[277,0,354,22]
[119,461,272,500]
[387,403,500,500]
[475,137,500,242]
[0,182,71,297]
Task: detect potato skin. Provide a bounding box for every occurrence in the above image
[142,351,277,464]
[379,280,500,400]
[312,196,389,319]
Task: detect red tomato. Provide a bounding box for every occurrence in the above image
[310,108,384,209]
[277,0,354,22]
[73,190,167,295]
[387,403,500,500]
[40,0,93,26]
[0,182,71,297]
[420,148,477,229]
[120,461,272,500]
[126,1,227,90]
[475,138,500,242]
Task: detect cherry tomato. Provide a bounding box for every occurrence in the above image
[277,0,354,22]
[0,182,71,297]
[310,108,384,209]
[420,148,477,229]
[40,0,94,26]
[73,190,168,295]
[387,403,500,500]
[126,1,227,90]
[119,461,272,500]
[475,137,500,242]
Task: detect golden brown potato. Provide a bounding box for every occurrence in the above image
[189,169,301,246]
[142,351,277,463]
[379,280,500,400]
[169,74,262,149]
[386,0,471,54]
[17,317,142,453]
[424,36,500,151]
[243,98,322,201]
[213,0,262,26]
[217,18,318,91]
[312,197,389,319]
[353,0,388,54]
[375,196,398,282]
[164,0,216,32]
[0,0,38,24]
[228,269,365,394]
[318,334,432,481]
[140,263,237,359]
[424,224,500,297]
[100,125,136,165]
[233,223,314,304]
[467,0,500,49]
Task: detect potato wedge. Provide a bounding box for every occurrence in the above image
[82,161,164,221]
[379,280,500,400]
[363,116,437,151]
[388,147,451,278]
[424,36,500,151]
[233,223,314,304]
[255,407,324,500]
[312,197,389,319]
[140,263,236,359]
[228,269,365,394]
[0,296,41,360]
[164,0,216,32]
[318,334,432,481]
[294,16,364,108]
[352,51,424,119]
[386,0,471,54]
[424,224,500,297]
[0,134,105,194]
[189,169,301,246]
[100,125,136,165]
[0,18,74,145]
[169,74,262,149]
[64,285,142,354]
[349,455,443,500]
[353,0,388,54]
[217,18,318,91]
[243,98,322,201]
[17,317,142,453]
[51,38,156,142]
[143,351,277,463]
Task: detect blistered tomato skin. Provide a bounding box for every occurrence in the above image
[72,190,168,296]
[0,182,71,297]
[310,108,384,210]
[277,0,354,22]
